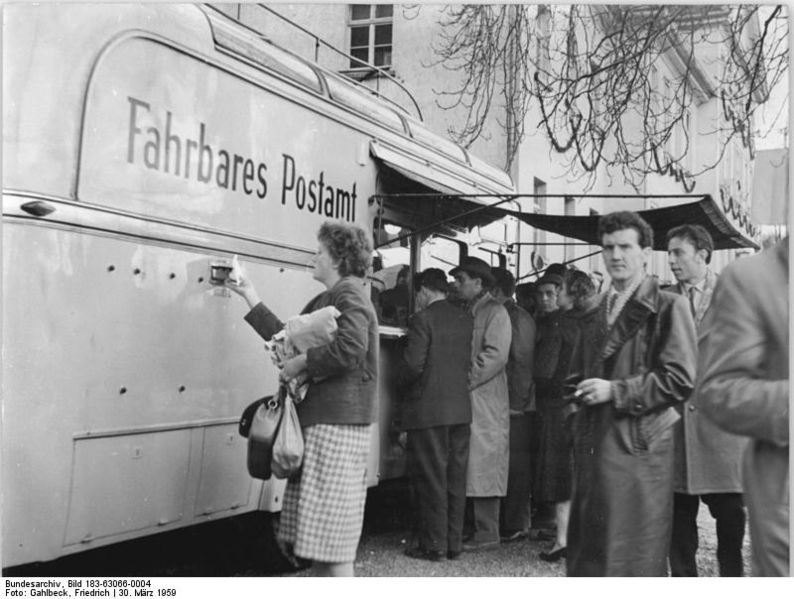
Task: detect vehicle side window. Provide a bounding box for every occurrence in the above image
[372,219,411,327]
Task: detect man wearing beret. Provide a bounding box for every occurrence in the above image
[450,257,512,551]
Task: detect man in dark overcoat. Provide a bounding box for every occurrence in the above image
[566,211,697,576]
[665,224,748,576]
[398,268,474,562]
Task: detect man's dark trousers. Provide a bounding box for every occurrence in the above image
[407,424,471,554]
[670,492,746,576]
[501,412,533,533]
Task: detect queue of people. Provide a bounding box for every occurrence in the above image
[223,213,789,577]
[398,210,788,577]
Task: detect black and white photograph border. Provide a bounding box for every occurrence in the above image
[1,0,789,587]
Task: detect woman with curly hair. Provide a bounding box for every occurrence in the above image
[227,221,378,577]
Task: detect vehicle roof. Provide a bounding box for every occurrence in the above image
[3,3,514,199]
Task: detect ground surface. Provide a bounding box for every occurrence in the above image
[4,479,751,577]
[286,480,753,577]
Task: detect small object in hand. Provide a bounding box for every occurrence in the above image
[563,385,585,406]
[228,254,242,285]
[209,259,233,286]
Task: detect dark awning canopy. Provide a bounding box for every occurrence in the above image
[372,192,759,251]
[372,144,757,251]
[513,195,759,251]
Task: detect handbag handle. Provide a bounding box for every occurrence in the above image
[266,384,288,411]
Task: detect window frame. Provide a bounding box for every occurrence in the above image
[347,4,393,70]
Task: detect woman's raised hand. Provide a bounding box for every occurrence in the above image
[225,266,261,308]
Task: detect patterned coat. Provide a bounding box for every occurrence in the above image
[466,292,511,497]
[666,269,748,494]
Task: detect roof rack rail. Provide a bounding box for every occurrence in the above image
[216,3,424,121]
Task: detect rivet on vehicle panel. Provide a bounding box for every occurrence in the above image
[133,268,141,275]
[107,265,115,272]
[119,387,127,394]
[169,273,176,279]
[280,268,285,273]
[198,276,205,283]
[179,385,186,393]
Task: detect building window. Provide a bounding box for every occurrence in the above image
[349,4,393,69]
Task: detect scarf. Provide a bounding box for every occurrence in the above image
[605,275,645,327]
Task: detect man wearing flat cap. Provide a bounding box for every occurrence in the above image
[450,257,512,551]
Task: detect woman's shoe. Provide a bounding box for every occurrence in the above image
[539,546,567,562]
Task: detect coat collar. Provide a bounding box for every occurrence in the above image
[470,290,494,314]
[601,275,660,360]
[671,268,717,326]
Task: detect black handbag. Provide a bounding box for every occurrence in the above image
[238,397,268,438]
[239,389,285,480]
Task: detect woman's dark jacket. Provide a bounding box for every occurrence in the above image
[244,275,379,427]
[553,302,601,408]
[533,310,563,411]
[533,301,599,503]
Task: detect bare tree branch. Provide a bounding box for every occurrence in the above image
[431,5,788,190]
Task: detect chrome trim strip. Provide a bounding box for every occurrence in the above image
[72,417,240,440]
[3,191,314,267]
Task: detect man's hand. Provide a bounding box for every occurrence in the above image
[576,378,612,406]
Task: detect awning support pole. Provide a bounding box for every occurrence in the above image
[509,242,595,248]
